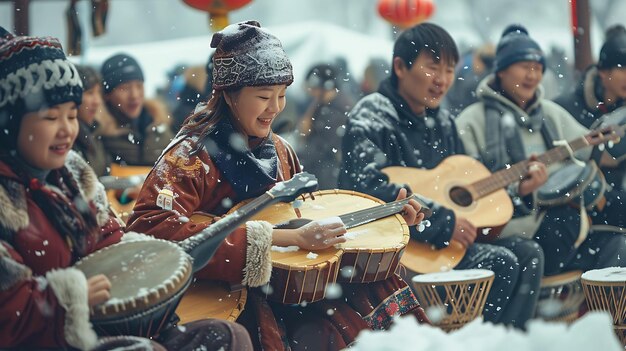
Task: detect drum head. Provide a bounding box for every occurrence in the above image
[75,240,192,319]
[537,162,594,202]
[582,267,626,283]
[411,268,494,284]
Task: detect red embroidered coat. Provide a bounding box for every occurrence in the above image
[0,151,124,350]
[127,132,429,350]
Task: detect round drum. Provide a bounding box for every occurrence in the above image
[581,267,626,345]
[237,189,408,304]
[411,269,494,331]
[537,161,606,210]
[75,240,192,337]
[535,270,584,322]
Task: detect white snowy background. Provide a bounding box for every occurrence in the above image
[1,0,625,99]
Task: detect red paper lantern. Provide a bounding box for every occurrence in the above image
[377,0,435,29]
[183,0,253,31]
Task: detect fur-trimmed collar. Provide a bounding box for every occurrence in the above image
[96,99,171,137]
[0,150,110,233]
[582,66,602,111]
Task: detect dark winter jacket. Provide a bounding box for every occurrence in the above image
[0,151,123,350]
[297,98,350,189]
[127,123,427,350]
[554,65,625,129]
[98,99,174,167]
[554,65,626,188]
[339,78,462,248]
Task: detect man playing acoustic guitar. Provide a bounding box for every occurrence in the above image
[457,25,626,278]
[339,23,544,330]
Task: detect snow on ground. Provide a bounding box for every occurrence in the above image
[352,312,623,351]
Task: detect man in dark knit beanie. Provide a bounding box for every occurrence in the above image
[101,53,144,94]
[97,52,173,167]
[555,24,626,189]
[495,24,546,74]
[458,23,626,301]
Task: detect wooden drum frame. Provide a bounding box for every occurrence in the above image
[536,270,584,323]
[582,267,626,346]
[235,189,409,304]
[412,269,494,332]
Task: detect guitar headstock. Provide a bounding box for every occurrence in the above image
[268,172,318,203]
[586,125,624,146]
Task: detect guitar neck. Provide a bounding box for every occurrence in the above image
[472,136,590,198]
[339,197,411,229]
[180,193,276,272]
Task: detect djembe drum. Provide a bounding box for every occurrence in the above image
[411,269,494,332]
[536,270,585,322]
[75,240,193,337]
[581,267,626,346]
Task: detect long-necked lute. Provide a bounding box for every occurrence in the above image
[74,172,319,337]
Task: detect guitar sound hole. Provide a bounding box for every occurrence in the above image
[450,186,473,207]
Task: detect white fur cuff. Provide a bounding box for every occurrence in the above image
[46,268,98,350]
[242,221,273,287]
[121,231,156,242]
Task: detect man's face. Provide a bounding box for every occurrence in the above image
[497,61,544,109]
[599,66,626,102]
[394,52,455,114]
[105,80,145,118]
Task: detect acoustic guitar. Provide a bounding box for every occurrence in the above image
[227,190,431,305]
[383,127,623,274]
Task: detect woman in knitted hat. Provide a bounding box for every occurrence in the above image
[0,29,252,351]
[457,25,626,279]
[127,21,428,350]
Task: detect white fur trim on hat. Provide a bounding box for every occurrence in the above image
[46,267,98,350]
[242,220,273,287]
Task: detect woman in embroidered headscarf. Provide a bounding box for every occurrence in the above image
[0,29,252,351]
[126,20,428,351]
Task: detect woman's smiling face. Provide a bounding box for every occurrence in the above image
[226,85,287,138]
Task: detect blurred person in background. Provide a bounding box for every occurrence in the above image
[73,65,111,177]
[297,63,353,189]
[98,53,174,166]
[554,25,626,190]
[444,42,495,115]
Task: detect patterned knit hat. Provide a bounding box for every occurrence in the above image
[495,24,546,73]
[0,28,83,120]
[100,53,144,93]
[210,20,293,90]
